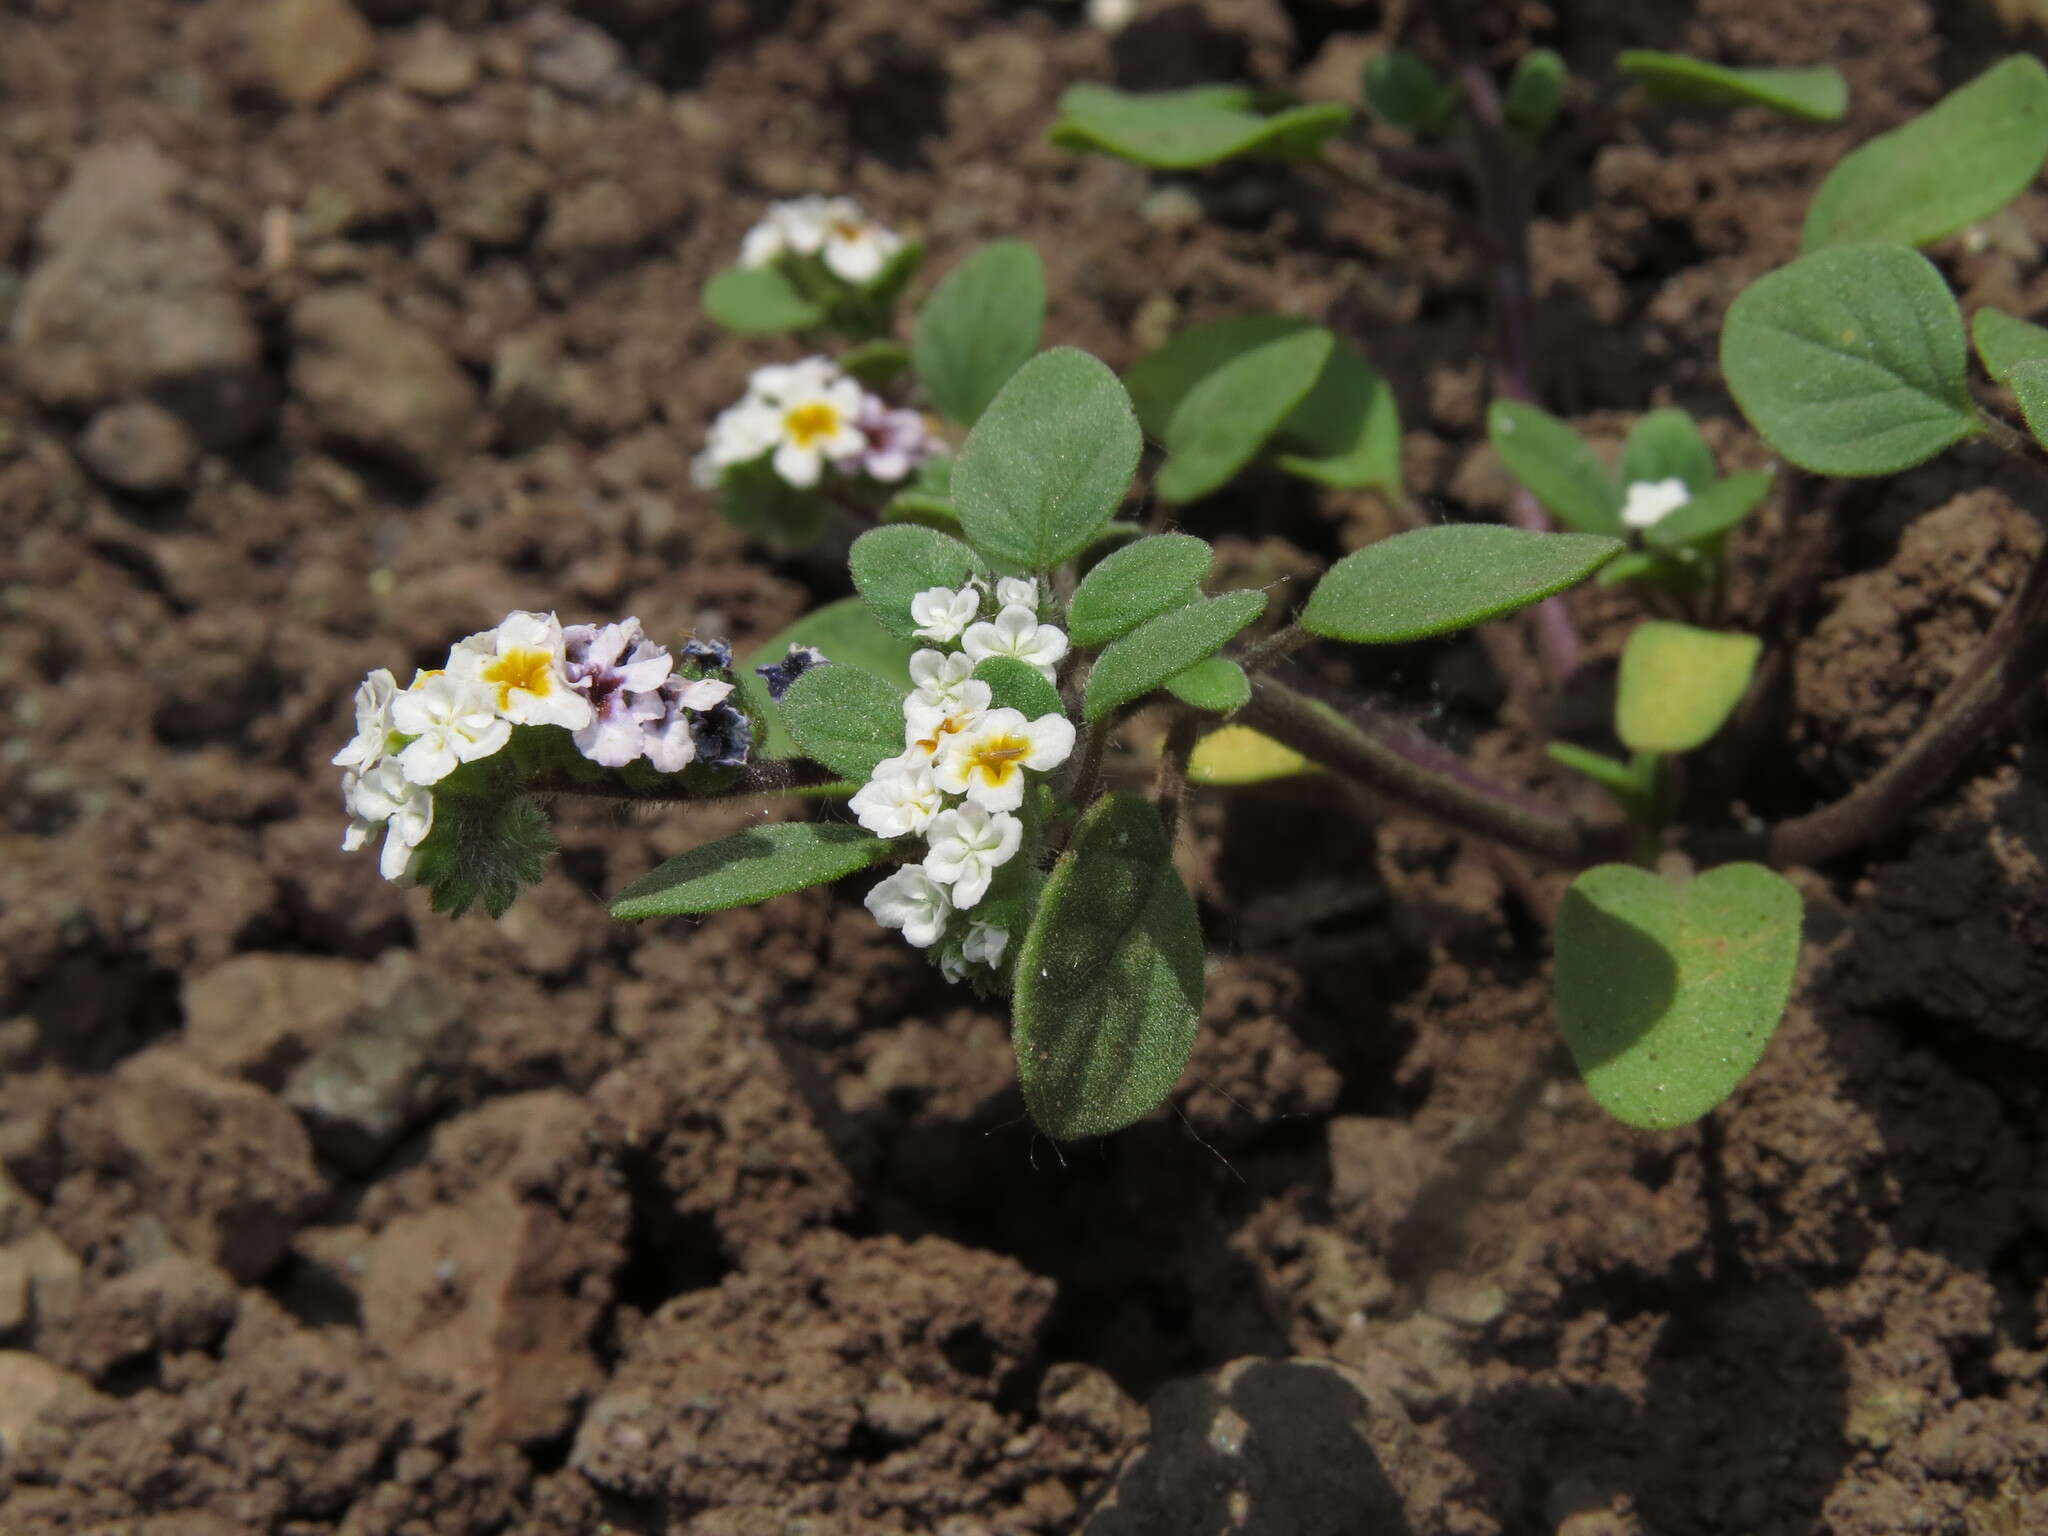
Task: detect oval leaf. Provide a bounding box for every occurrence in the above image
[1084,589,1267,723]
[954,348,1142,572]
[1972,306,2048,450]
[1618,51,1847,122]
[1164,656,1249,713]
[1303,525,1622,644]
[1644,469,1773,551]
[913,240,1047,427]
[1621,408,1716,493]
[612,822,889,919]
[742,599,915,760]
[1803,56,2048,251]
[1068,533,1213,648]
[1721,243,1978,476]
[849,524,982,638]
[702,266,826,334]
[1188,725,1314,786]
[972,655,1064,718]
[1555,862,1802,1130]
[1504,48,1566,140]
[1364,50,1457,136]
[1488,401,1624,536]
[1615,622,1762,754]
[1157,329,1334,503]
[1271,342,1403,494]
[1013,793,1205,1139]
[778,664,908,782]
[1126,315,1317,439]
[1049,83,1349,170]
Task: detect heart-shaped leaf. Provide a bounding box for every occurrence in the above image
[1068,533,1212,648]
[913,240,1047,427]
[1618,51,1847,122]
[1303,525,1622,644]
[1555,862,1802,1130]
[1271,341,1403,495]
[1972,307,2048,451]
[701,266,826,334]
[1157,328,1334,503]
[1720,243,1979,476]
[1084,589,1267,722]
[1615,622,1762,754]
[1050,83,1349,170]
[1013,793,1205,1138]
[954,348,1141,572]
[742,599,915,759]
[849,525,983,638]
[611,821,890,919]
[778,664,908,782]
[1488,401,1624,536]
[1620,408,1716,493]
[1803,55,2048,250]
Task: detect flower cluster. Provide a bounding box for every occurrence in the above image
[695,356,939,493]
[335,612,747,885]
[738,195,903,286]
[853,578,1075,983]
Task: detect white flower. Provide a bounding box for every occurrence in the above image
[1088,0,1138,33]
[961,604,1068,684]
[738,197,904,286]
[848,755,945,838]
[389,674,511,786]
[932,706,1076,813]
[910,585,981,643]
[332,667,398,771]
[447,610,594,731]
[1622,477,1692,531]
[994,577,1038,612]
[908,648,977,708]
[756,358,866,489]
[342,758,435,882]
[922,803,1022,909]
[865,866,952,948]
[904,678,991,760]
[694,395,783,487]
[938,948,971,984]
[961,921,1008,968]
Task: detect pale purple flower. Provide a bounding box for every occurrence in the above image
[838,394,938,483]
[563,618,674,768]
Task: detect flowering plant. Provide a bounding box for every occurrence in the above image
[341,53,2048,1142]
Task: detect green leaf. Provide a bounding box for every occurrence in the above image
[1617,51,1847,122]
[411,792,556,919]
[1049,83,1349,171]
[1364,50,1457,136]
[912,240,1047,427]
[1803,55,2048,250]
[716,457,830,549]
[1720,243,1978,476]
[701,265,826,334]
[1068,533,1212,648]
[972,655,1064,718]
[611,822,890,919]
[1554,862,1802,1130]
[777,664,908,782]
[1546,741,1644,801]
[953,348,1141,572]
[1594,549,1676,589]
[1303,525,1622,644]
[1270,341,1404,494]
[1503,48,1566,140]
[742,599,916,760]
[1188,724,1315,786]
[1158,329,1334,503]
[839,338,913,387]
[1972,307,2048,449]
[1488,400,1624,536]
[1084,590,1267,723]
[849,525,982,638]
[1644,469,1773,551]
[1620,408,1716,493]
[1615,623,1761,754]
[1164,657,1249,713]
[1012,793,1205,1138]
[1125,315,1317,439]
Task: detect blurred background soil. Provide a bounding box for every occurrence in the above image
[2,0,2047,1531]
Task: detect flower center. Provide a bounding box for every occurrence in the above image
[829,218,866,242]
[783,402,841,448]
[481,647,556,709]
[966,735,1030,785]
[913,711,974,757]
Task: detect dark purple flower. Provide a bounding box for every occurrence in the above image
[755,643,828,702]
[681,636,733,670]
[691,701,752,769]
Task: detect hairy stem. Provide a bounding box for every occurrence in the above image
[521,759,839,803]
[1154,709,1201,846]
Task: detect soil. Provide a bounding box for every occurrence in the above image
[3,0,2046,1532]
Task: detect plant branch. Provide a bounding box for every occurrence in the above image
[1237,619,1312,676]
[521,758,841,804]
[1239,673,1626,865]
[1154,709,1200,847]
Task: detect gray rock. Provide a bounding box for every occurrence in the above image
[282,951,468,1171]
[526,7,631,102]
[393,19,480,99]
[76,399,199,494]
[1086,1357,1416,1535]
[0,1352,100,1458]
[11,140,269,446]
[289,286,480,480]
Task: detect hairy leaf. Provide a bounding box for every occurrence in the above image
[1620,408,1717,493]
[913,240,1047,426]
[1164,656,1250,713]
[778,664,909,782]
[1157,329,1334,503]
[1068,533,1213,648]
[1271,342,1403,494]
[1364,50,1457,136]
[743,599,915,760]
[849,524,983,638]
[1615,623,1762,754]
[1644,469,1773,551]
[1488,400,1624,536]
[701,265,826,334]
[1303,525,1621,644]
[972,656,1064,718]
[611,821,889,919]
[1083,590,1267,722]
[1618,51,1847,121]
[1973,306,2048,450]
[1050,83,1349,170]
[1504,48,1566,139]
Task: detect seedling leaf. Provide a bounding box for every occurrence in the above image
[1084,590,1267,722]
[1271,342,1404,494]
[611,822,889,918]
[1644,470,1773,551]
[1126,315,1318,439]
[1050,83,1349,170]
[1618,51,1847,122]
[1972,307,2048,450]
[1504,48,1566,140]
[1488,401,1625,536]
[1555,862,1802,1130]
[1621,408,1716,493]
[1068,532,1213,648]
[1158,329,1334,503]
[1721,243,1978,475]
[1303,525,1622,644]
[1364,50,1457,136]
[1615,623,1762,754]
[1013,793,1205,1138]
[1188,725,1314,786]
[913,240,1047,426]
